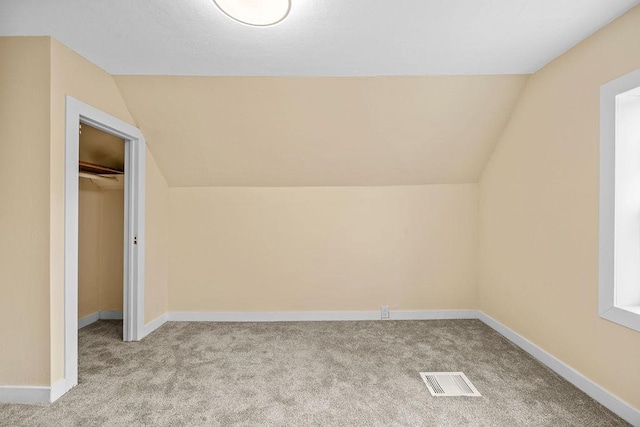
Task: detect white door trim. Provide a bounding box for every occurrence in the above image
[64,96,146,395]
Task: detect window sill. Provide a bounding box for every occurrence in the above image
[600,305,640,333]
[617,305,640,315]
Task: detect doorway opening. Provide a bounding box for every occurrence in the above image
[64,96,146,396]
[78,124,125,333]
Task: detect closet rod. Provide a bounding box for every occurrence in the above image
[78,160,123,175]
[79,172,118,181]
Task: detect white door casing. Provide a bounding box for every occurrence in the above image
[64,96,146,394]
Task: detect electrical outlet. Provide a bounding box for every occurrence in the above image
[381,305,389,319]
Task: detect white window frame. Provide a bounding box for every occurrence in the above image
[599,69,640,333]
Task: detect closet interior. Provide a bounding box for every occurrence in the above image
[77,123,126,331]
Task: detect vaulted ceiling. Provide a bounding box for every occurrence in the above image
[79,124,125,172]
[2,1,636,186]
[1,0,638,76]
[114,76,527,186]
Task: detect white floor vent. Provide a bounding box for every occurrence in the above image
[419,372,481,397]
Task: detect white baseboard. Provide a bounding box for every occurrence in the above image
[168,310,480,322]
[0,379,66,404]
[0,386,49,404]
[78,310,124,329]
[142,313,168,339]
[50,379,67,402]
[168,310,382,322]
[477,312,640,426]
[99,310,123,320]
[391,310,479,320]
[78,312,100,329]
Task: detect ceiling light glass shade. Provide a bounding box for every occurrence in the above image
[213,0,291,26]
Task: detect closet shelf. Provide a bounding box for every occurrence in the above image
[79,161,123,175]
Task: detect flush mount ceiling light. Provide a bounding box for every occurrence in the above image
[213,0,291,27]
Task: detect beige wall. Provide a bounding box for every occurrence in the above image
[3,10,640,414]
[115,75,528,187]
[169,185,478,312]
[78,180,102,318]
[49,38,138,384]
[49,38,171,383]
[478,6,640,409]
[0,37,52,386]
[78,180,125,318]
[145,148,170,323]
[0,36,169,387]
[99,190,125,311]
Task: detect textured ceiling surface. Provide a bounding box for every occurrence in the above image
[0,0,638,76]
[114,76,528,187]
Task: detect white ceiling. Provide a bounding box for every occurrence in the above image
[1,0,638,76]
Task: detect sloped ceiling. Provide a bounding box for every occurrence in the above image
[114,76,528,187]
[0,0,638,75]
[3,1,637,187]
[79,124,125,172]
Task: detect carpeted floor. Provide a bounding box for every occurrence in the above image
[0,319,628,426]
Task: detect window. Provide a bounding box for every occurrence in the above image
[599,69,640,333]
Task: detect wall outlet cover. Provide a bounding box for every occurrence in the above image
[381,305,390,319]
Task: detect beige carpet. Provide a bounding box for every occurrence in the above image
[0,319,628,426]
